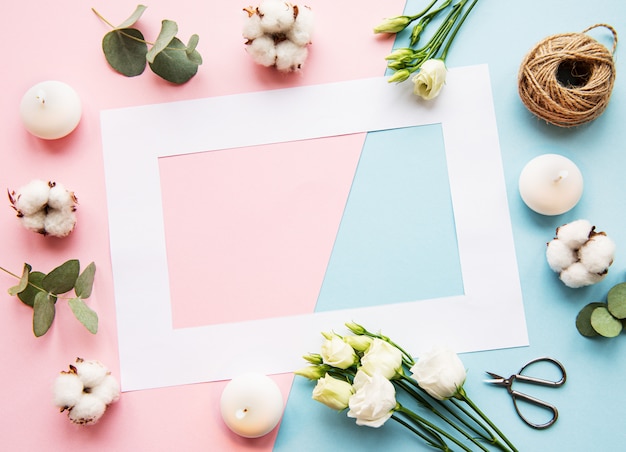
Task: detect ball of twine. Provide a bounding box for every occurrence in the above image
[518,24,618,127]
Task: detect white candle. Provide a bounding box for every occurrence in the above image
[220,373,284,438]
[20,81,82,139]
[518,154,583,216]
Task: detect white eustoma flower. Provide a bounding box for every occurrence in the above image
[360,338,403,379]
[320,335,357,369]
[347,372,396,427]
[312,373,354,411]
[412,59,447,100]
[410,346,466,400]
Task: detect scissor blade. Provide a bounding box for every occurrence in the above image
[484,371,507,385]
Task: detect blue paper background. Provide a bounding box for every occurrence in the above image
[276,0,626,450]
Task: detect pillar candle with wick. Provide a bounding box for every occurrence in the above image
[20,81,82,139]
[220,373,284,438]
[518,154,584,215]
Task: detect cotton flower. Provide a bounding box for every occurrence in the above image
[411,59,447,100]
[8,179,77,237]
[546,220,615,288]
[53,358,120,425]
[347,372,396,428]
[243,1,314,72]
[312,373,354,411]
[410,346,466,400]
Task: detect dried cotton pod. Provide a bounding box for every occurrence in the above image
[8,179,77,237]
[546,220,615,288]
[53,358,120,425]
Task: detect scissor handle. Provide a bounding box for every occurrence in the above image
[517,357,567,387]
[510,390,559,429]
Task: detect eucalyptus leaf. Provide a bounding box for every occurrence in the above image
[607,282,626,319]
[146,19,178,64]
[68,298,98,334]
[75,262,96,299]
[33,292,55,337]
[576,302,605,337]
[103,28,148,77]
[186,34,199,56]
[149,37,201,84]
[43,259,79,294]
[17,271,45,307]
[590,306,623,338]
[8,263,31,296]
[115,4,147,29]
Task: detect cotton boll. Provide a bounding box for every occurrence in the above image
[68,393,107,425]
[43,207,76,237]
[243,12,264,40]
[47,182,75,210]
[257,0,295,34]
[74,359,109,389]
[53,373,84,410]
[19,210,46,234]
[579,234,616,274]
[546,239,577,273]
[287,5,314,46]
[246,35,278,67]
[559,262,605,288]
[90,374,120,405]
[555,219,593,249]
[275,39,308,71]
[13,179,50,215]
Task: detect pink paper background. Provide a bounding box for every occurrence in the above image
[0,0,403,450]
[160,134,364,328]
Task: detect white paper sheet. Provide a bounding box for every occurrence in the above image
[100,65,528,391]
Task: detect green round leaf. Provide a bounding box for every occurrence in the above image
[68,298,98,334]
[103,28,148,77]
[74,262,96,299]
[8,263,32,296]
[17,271,45,307]
[33,292,55,337]
[576,302,606,337]
[590,306,623,338]
[149,37,200,84]
[607,282,626,319]
[43,259,80,294]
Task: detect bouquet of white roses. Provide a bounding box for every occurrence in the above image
[296,322,518,452]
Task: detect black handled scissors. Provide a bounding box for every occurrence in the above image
[485,357,566,429]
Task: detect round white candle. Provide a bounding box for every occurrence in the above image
[518,154,583,216]
[220,373,284,438]
[20,80,82,140]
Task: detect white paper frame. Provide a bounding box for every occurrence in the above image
[101,65,528,391]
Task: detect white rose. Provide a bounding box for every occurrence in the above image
[410,346,466,400]
[411,59,447,100]
[320,335,358,369]
[360,338,403,379]
[347,372,396,428]
[312,373,354,411]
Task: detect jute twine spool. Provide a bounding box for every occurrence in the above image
[518,24,618,127]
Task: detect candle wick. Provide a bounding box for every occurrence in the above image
[554,170,569,183]
[36,89,46,105]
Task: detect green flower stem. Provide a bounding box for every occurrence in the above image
[396,404,473,452]
[396,378,491,452]
[391,413,449,451]
[440,0,479,60]
[0,265,21,280]
[410,0,453,46]
[459,389,519,452]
